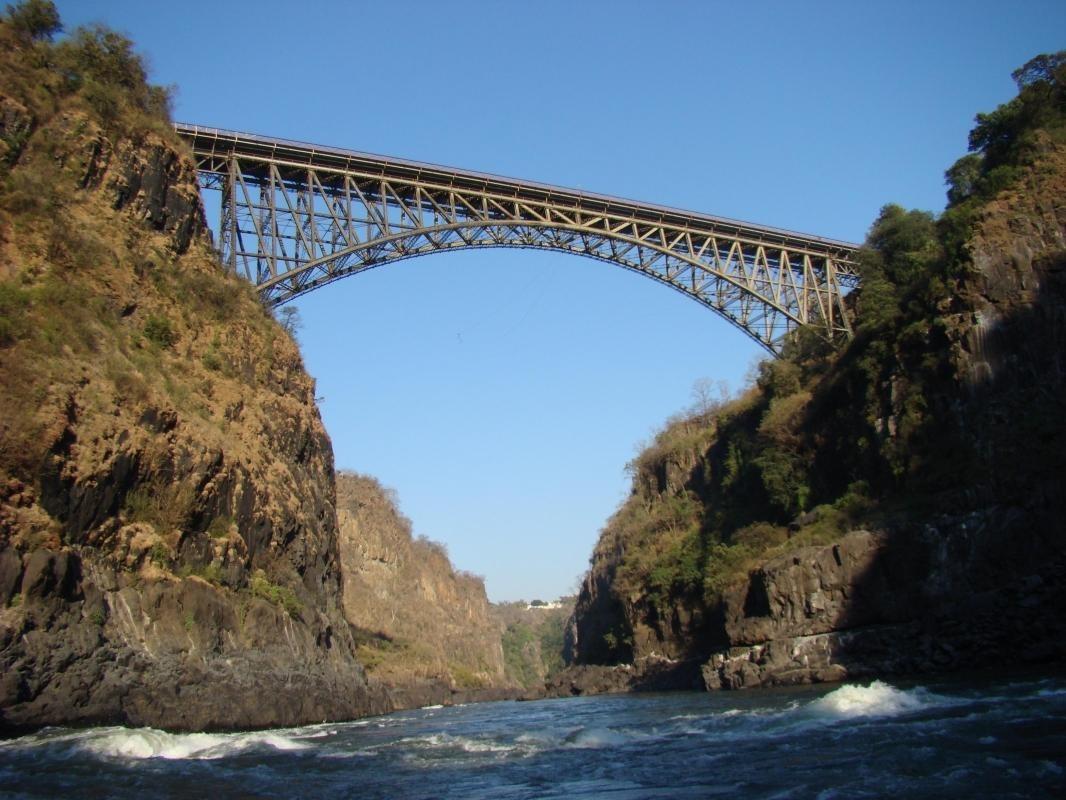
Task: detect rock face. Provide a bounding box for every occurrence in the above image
[703,512,1066,689]
[949,135,1066,508]
[336,473,508,695]
[566,126,1066,695]
[0,553,390,731]
[0,25,387,731]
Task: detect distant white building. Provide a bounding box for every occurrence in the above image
[526,600,563,610]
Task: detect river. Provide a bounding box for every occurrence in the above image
[1,671,1064,799]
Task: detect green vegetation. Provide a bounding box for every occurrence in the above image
[501,624,539,688]
[201,349,222,372]
[147,541,170,569]
[0,0,172,147]
[0,283,31,345]
[53,24,172,133]
[248,569,302,619]
[950,53,1066,208]
[600,51,1066,623]
[538,615,566,677]
[143,314,177,349]
[179,562,224,584]
[497,599,572,689]
[351,628,486,689]
[3,0,60,43]
[122,485,192,533]
[353,631,409,672]
[206,515,234,539]
[601,628,632,658]
[449,663,487,690]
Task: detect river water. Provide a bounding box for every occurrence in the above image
[1,672,1064,799]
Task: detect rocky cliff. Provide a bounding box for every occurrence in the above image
[702,511,1065,689]
[565,55,1066,692]
[336,472,509,702]
[0,15,391,731]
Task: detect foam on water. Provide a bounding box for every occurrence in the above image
[318,748,380,760]
[403,724,660,756]
[806,680,932,719]
[26,726,315,760]
[401,732,517,755]
[562,726,658,749]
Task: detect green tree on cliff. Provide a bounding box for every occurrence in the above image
[3,0,60,42]
[941,50,1066,256]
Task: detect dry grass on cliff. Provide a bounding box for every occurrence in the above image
[0,9,334,611]
[335,472,507,690]
[0,102,312,491]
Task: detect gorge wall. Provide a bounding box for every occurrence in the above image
[564,57,1066,694]
[0,19,394,731]
[336,472,511,703]
[0,11,519,732]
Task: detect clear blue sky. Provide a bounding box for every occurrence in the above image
[56,1,1066,601]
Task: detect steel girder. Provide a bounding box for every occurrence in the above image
[176,124,860,354]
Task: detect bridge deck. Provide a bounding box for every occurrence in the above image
[175,123,859,267]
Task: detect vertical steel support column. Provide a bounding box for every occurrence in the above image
[222,156,238,274]
[258,182,270,284]
[824,257,835,332]
[307,168,317,263]
[269,167,278,278]
[828,259,851,336]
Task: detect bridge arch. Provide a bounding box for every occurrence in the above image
[177,124,860,354]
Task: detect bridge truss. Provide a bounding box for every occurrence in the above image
[176,124,859,353]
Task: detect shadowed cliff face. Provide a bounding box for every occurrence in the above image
[565,134,1066,692]
[0,20,391,731]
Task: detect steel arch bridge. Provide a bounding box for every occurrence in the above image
[175,124,860,354]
